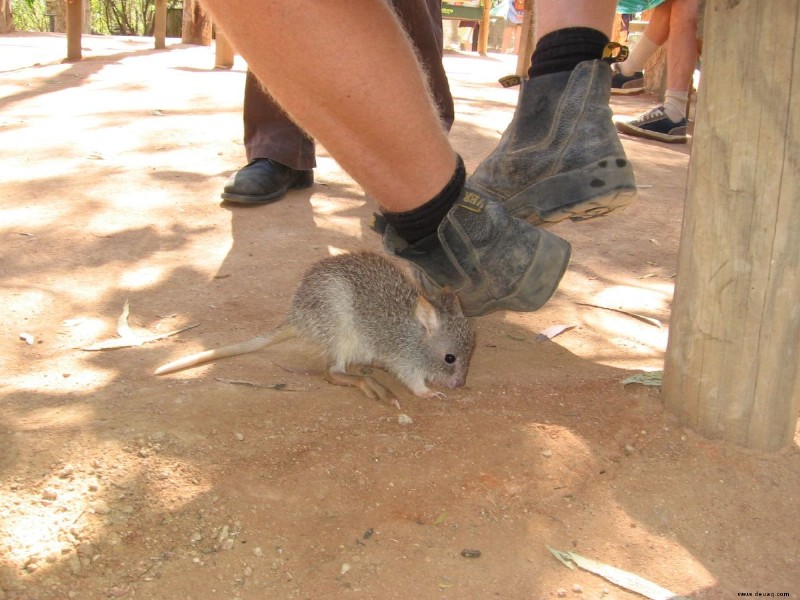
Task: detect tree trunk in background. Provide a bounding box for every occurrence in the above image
[66,0,82,60]
[1,0,15,33]
[181,0,212,45]
[46,0,65,33]
[154,0,167,49]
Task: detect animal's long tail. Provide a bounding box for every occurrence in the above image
[154,325,296,375]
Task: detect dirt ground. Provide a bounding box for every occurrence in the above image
[1,32,798,600]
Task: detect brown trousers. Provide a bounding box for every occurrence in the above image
[243,0,455,170]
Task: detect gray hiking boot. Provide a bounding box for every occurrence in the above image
[381,189,571,317]
[468,59,637,226]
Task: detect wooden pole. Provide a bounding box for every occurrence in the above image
[181,0,212,45]
[478,0,491,55]
[611,12,623,44]
[65,0,82,61]
[154,0,167,49]
[662,0,800,451]
[0,0,14,33]
[215,29,235,69]
[515,0,535,77]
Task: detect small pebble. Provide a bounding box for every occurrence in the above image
[68,556,82,576]
[234,432,244,441]
[460,549,481,559]
[572,583,583,593]
[557,588,568,598]
[340,563,351,575]
[217,525,230,542]
[541,449,553,458]
[397,414,413,425]
[42,488,58,501]
[89,499,109,515]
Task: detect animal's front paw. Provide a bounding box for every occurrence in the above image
[417,388,446,400]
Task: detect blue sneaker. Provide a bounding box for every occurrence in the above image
[610,63,645,95]
[617,106,688,143]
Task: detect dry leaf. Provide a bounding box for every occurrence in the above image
[82,300,199,351]
[548,547,685,600]
[536,324,577,342]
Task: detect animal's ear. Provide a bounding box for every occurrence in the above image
[438,287,464,317]
[415,295,441,336]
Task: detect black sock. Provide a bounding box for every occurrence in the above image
[382,155,465,244]
[528,27,609,78]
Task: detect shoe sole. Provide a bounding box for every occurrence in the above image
[617,121,688,144]
[497,154,638,226]
[220,170,314,205]
[611,86,645,96]
[535,186,639,225]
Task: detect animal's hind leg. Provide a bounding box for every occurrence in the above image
[324,369,400,409]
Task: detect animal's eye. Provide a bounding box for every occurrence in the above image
[445,354,456,364]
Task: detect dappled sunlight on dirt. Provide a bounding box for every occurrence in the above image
[310,197,370,240]
[1,34,798,600]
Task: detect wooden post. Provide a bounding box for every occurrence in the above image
[515,0,535,77]
[1,0,14,34]
[65,0,82,61]
[154,0,167,49]
[215,29,235,69]
[611,12,623,44]
[662,0,800,452]
[643,44,667,96]
[181,0,212,45]
[478,0,491,55]
[82,0,90,33]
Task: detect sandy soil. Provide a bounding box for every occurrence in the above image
[1,32,798,600]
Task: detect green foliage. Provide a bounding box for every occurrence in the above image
[94,0,155,35]
[9,0,181,35]
[10,0,49,32]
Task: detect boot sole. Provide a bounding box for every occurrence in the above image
[611,87,646,96]
[499,154,638,226]
[617,122,688,144]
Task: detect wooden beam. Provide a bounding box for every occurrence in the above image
[215,29,235,69]
[154,0,167,49]
[515,0,535,77]
[182,0,212,45]
[662,0,800,451]
[65,0,82,61]
[478,0,491,55]
[1,0,15,33]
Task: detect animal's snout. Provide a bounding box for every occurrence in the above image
[446,375,466,389]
